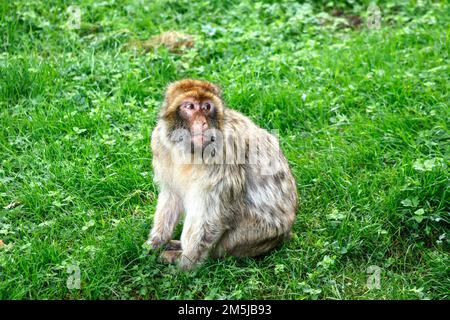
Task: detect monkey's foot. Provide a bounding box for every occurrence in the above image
[165,240,181,251]
[160,250,182,264]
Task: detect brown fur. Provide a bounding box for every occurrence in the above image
[161,80,224,130]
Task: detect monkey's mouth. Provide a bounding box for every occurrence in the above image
[190,134,215,153]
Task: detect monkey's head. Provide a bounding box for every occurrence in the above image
[160,79,224,152]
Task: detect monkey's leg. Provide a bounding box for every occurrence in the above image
[213,220,288,258]
[147,189,183,250]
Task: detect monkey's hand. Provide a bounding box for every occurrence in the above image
[146,234,164,250]
[145,236,181,252]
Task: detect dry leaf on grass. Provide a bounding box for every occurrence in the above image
[124,31,195,53]
[0,240,5,248]
[330,9,362,29]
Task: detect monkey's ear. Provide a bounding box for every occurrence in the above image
[207,82,222,97]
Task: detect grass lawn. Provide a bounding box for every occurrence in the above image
[0,0,448,299]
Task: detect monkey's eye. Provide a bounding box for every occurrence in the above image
[183,103,194,110]
[202,102,212,111]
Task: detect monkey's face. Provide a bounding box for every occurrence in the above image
[175,97,218,152]
[161,80,224,157]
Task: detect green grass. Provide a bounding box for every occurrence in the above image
[0,0,449,299]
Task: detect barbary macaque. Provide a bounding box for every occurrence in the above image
[147,79,298,270]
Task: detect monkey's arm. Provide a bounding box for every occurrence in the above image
[178,194,225,270]
[148,188,183,249]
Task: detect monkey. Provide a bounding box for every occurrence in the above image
[146,79,298,270]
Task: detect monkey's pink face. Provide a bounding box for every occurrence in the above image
[177,98,217,149]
